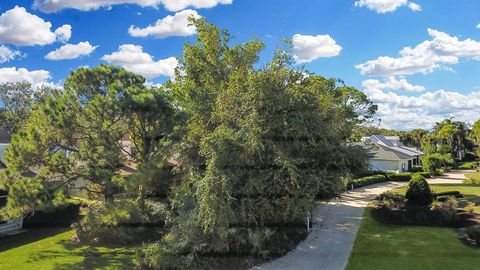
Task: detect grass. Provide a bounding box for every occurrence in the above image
[346,208,480,270]
[454,161,478,171]
[0,227,137,270]
[465,172,480,184]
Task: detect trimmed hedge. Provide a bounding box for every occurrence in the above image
[387,172,412,182]
[386,172,430,182]
[348,174,387,189]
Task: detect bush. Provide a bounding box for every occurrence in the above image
[430,197,458,221]
[23,203,80,227]
[387,172,412,182]
[405,174,433,207]
[466,226,480,246]
[465,202,476,214]
[422,153,443,175]
[347,174,387,189]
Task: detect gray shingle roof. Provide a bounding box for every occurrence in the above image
[369,144,413,160]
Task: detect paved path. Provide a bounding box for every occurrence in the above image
[253,170,472,270]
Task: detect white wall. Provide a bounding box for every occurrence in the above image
[370,160,400,172]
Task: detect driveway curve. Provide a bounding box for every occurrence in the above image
[252,170,472,270]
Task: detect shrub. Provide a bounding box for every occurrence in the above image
[347,174,387,189]
[431,197,458,220]
[465,202,476,214]
[377,191,406,209]
[422,153,443,175]
[405,174,433,207]
[387,172,412,182]
[466,226,480,246]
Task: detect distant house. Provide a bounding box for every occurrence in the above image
[361,135,424,173]
[0,128,24,236]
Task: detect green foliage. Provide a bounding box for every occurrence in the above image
[430,197,458,221]
[348,174,387,189]
[405,174,433,207]
[139,18,376,268]
[417,172,431,178]
[422,153,453,175]
[387,172,412,182]
[466,225,480,247]
[73,198,167,244]
[0,82,52,134]
[455,161,478,170]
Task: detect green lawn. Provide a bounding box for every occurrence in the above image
[0,227,137,270]
[465,172,480,184]
[347,183,480,270]
[346,208,480,270]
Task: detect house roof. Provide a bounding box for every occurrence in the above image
[369,144,413,161]
[371,135,423,157]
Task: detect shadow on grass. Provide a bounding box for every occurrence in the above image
[28,239,136,270]
[0,227,71,252]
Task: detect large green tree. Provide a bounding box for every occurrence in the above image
[0,65,176,220]
[139,18,376,268]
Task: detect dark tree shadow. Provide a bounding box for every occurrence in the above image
[0,227,70,252]
[27,240,136,270]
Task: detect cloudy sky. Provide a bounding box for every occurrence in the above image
[0,0,479,130]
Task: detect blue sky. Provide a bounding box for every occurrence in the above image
[0,0,479,130]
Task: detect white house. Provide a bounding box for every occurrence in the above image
[361,135,424,173]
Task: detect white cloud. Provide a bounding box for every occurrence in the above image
[0,6,70,46]
[129,9,200,39]
[356,28,480,77]
[407,2,421,12]
[54,24,72,43]
[363,85,480,130]
[102,44,178,79]
[0,46,23,63]
[0,67,52,88]
[362,77,425,92]
[46,42,98,60]
[476,23,480,29]
[354,0,421,13]
[292,34,342,64]
[34,0,232,13]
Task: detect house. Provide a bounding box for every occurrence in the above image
[361,135,424,173]
[0,128,24,236]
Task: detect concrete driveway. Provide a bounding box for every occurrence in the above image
[252,170,472,270]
